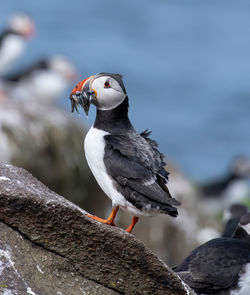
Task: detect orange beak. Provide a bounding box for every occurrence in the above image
[69,76,95,115]
[71,76,93,96]
[24,23,36,39]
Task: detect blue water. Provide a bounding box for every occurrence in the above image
[1,0,250,181]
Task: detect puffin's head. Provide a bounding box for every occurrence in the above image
[70,73,127,115]
[8,12,35,38]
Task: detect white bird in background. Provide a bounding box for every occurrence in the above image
[0,12,35,76]
[3,55,77,103]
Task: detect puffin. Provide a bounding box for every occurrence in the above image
[69,72,180,233]
[174,213,250,295]
[4,55,76,102]
[0,12,35,76]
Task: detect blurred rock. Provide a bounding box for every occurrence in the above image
[0,99,97,209]
[0,162,195,295]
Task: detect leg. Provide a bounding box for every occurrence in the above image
[86,206,119,226]
[126,216,139,233]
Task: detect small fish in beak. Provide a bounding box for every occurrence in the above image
[69,76,95,115]
[70,90,88,114]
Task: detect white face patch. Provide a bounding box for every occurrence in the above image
[91,76,126,111]
[8,13,33,36]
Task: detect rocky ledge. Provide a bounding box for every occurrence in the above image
[0,162,195,295]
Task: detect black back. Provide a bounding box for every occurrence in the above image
[4,59,49,82]
[174,238,250,294]
[200,173,240,197]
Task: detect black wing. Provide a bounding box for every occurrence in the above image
[0,30,8,48]
[5,59,48,82]
[104,129,180,215]
[175,238,250,292]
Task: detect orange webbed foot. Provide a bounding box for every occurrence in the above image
[86,206,119,226]
[86,214,116,225]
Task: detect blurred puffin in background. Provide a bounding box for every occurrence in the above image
[199,156,250,211]
[0,12,35,76]
[3,55,77,103]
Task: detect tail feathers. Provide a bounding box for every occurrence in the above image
[149,201,178,217]
[160,204,178,217]
[126,190,179,217]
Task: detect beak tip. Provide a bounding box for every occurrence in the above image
[69,75,94,115]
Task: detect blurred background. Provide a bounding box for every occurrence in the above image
[1,0,250,266]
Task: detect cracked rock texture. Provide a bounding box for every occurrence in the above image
[0,162,195,295]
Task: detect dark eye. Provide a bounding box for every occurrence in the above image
[104,80,111,88]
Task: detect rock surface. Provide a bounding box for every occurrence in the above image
[0,162,195,295]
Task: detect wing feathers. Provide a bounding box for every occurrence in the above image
[104,131,180,211]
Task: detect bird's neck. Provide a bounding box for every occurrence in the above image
[94,96,133,133]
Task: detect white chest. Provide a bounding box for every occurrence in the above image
[0,35,25,75]
[84,127,121,204]
[84,127,108,182]
[230,263,250,295]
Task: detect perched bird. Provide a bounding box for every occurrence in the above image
[4,56,77,102]
[222,203,248,238]
[69,73,180,233]
[174,213,250,295]
[0,12,35,76]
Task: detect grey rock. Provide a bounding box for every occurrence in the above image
[0,222,117,295]
[0,162,195,295]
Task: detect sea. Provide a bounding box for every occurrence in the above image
[1,0,250,182]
